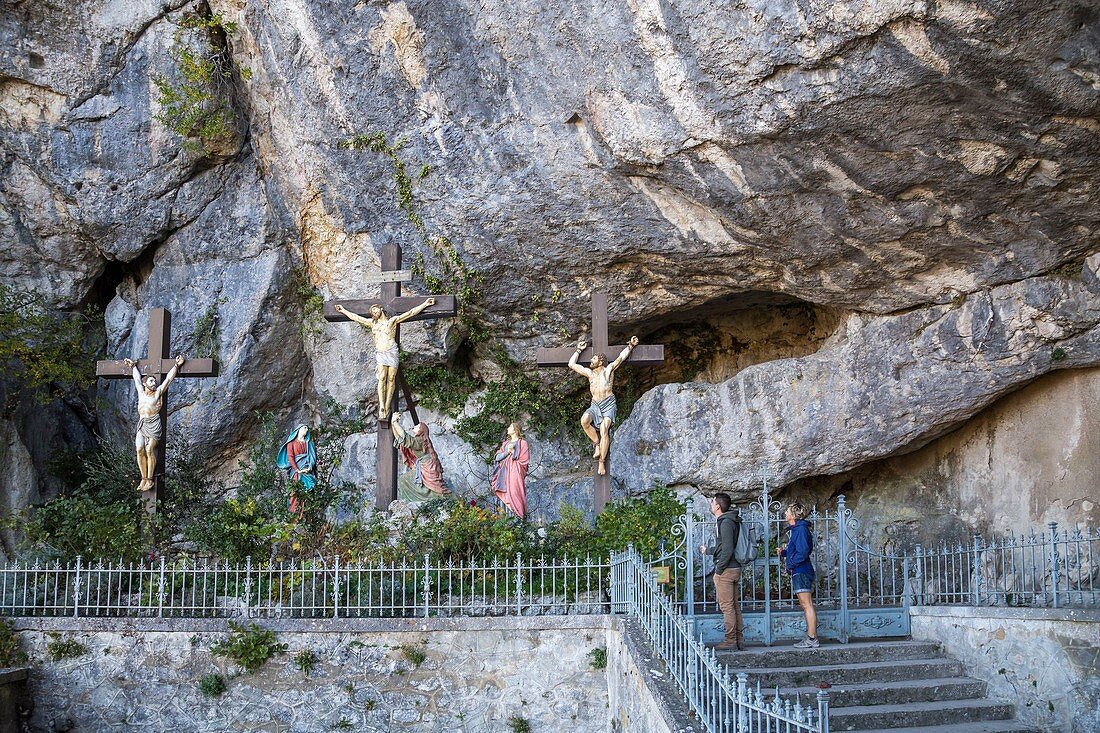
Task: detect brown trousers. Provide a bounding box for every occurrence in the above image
[713,567,744,646]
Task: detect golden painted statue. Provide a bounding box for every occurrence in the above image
[568,335,638,475]
[334,298,435,420]
[124,355,184,491]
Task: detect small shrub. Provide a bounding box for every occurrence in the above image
[199,673,227,698]
[294,648,319,675]
[0,618,27,667]
[210,622,287,674]
[399,644,426,666]
[588,647,607,670]
[508,716,531,733]
[364,699,377,711]
[1052,347,1067,362]
[45,632,88,661]
[333,719,353,731]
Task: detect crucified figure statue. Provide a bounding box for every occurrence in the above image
[124,355,184,491]
[334,298,436,420]
[568,335,638,475]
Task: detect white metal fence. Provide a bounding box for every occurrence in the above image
[612,547,829,733]
[0,554,609,618]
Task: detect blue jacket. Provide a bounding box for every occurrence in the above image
[781,520,815,576]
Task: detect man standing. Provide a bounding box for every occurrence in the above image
[334,298,435,420]
[124,355,184,492]
[568,334,639,476]
[700,492,744,651]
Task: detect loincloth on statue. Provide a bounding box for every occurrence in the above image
[376,345,399,368]
[584,394,617,427]
[137,413,163,442]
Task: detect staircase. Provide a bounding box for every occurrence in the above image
[716,640,1036,733]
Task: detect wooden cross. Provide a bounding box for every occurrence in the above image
[536,293,664,514]
[324,242,457,510]
[96,308,218,513]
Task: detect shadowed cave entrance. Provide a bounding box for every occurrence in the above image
[621,291,846,399]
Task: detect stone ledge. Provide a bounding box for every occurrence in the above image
[0,667,28,685]
[909,605,1100,623]
[11,614,615,633]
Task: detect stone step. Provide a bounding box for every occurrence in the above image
[717,641,943,669]
[829,699,1017,731]
[780,677,988,707]
[735,658,964,687]
[857,722,1041,733]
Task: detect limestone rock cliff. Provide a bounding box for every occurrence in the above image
[1,0,1098,521]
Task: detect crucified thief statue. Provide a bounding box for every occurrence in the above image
[334,298,436,420]
[125,355,184,491]
[569,335,639,476]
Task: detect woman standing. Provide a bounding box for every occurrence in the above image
[779,502,819,648]
[491,422,530,519]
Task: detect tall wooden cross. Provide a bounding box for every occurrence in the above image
[536,293,664,514]
[96,308,219,513]
[324,242,457,510]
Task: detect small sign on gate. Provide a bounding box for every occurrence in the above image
[652,566,671,584]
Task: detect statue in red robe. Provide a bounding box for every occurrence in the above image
[492,422,530,519]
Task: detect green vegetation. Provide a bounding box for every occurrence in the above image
[45,632,88,661]
[154,10,249,154]
[210,622,287,674]
[508,716,531,733]
[398,643,426,667]
[0,284,94,411]
[1052,347,1067,362]
[0,618,28,667]
[294,648,319,675]
[338,131,484,338]
[588,647,607,670]
[191,297,228,359]
[199,672,227,698]
[292,267,328,342]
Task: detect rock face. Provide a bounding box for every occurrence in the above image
[1,0,1098,515]
[612,272,1100,496]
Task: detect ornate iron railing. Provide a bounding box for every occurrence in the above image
[656,484,1098,644]
[612,547,830,733]
[0,554,609,618]
[908,524,1100,609]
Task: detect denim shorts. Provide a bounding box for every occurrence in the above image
[791,573,815,594]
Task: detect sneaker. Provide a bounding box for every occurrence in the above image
[793,636,820,649]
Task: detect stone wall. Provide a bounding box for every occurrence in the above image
[13,616,629,733]
[910,606,1100,733]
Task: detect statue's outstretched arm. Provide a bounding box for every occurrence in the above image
[392,297,436,326]
[335,304,374,330]
[568,340,593,377]
[158,356,184,395]
[125,359,142,390]
[608,336,639,372]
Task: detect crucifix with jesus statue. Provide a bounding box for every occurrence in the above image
[537,293,664,514]
[96,308,219,513]
[324,242,457,509]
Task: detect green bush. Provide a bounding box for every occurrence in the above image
[0,284,94,410]
[45,632,88,661]
[211,622,287,674]
[398,644,426,666]
[508,716,531,733]
[199,672,227,698]
[154,11,248,154]
[294,648,319,675]
[0,618,27,667]
[588,647,607,670]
